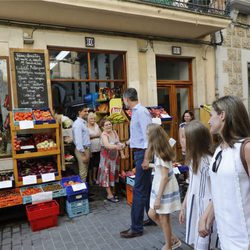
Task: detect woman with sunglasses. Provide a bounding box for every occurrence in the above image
[198,96,250,250]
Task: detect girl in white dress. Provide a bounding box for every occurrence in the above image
[179,120,217,250]
[147,124,181,250]
[199,96,250,250]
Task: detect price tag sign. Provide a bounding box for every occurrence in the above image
[41,173,55,182]
[32,191,52,204]
[19,120,34,130]
[72,183,87,192]
[173,167,181,175]
[23,175,37,185]
[0,180,12,189]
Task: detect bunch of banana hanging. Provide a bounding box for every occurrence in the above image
[107,112,126,124]
[200,104,212,113]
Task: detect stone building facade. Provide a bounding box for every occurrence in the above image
[216,8,250,109]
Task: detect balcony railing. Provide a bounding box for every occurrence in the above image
[135,0,230,16]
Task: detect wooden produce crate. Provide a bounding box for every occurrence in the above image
[0,188,22,208]
[120,147,131,172]
[126,184,133,206]
[113,122,129,142]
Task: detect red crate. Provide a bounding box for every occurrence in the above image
[29,215,58,232]
[26,200,59,231]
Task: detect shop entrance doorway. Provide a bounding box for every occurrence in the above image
[156,57,193,161]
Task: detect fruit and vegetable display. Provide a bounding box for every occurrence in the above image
[147,107,171,120]
[42,183,63,192]
[21,187,43,196]
[18,158,57,178]
[0,189,20,202]
[14,135,35,152]
[125,109,132,118]
[14,134,57,152]
[64,154,75,162]
[125,107,171,120]
[0,189,22,208]
[106,112,126,124]
[0,171,13,181]
[62,180,81,186]
[14,111,33,121]
[0,189,20,199]
[200,104,212,113]
[33,109,55,122]
[34,134,57,151]
[62,116,73,129]
[97,103,109,113]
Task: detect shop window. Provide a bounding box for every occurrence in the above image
[50,51,88,79]
[156,58,189,81]
[90,53,124,80]
[0,57,11,158]
[48,47,126,115]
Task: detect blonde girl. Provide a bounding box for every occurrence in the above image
[147,124,181,250]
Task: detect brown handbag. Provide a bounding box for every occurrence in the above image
[240,138,250,177]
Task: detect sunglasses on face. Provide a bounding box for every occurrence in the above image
[212,150,222,173]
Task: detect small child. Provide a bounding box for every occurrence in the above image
[147,124,182,250]
[179,120,217,249]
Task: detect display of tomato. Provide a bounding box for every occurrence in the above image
[33,110,54,121]
[21,187,42,196]
[14,112,33,121]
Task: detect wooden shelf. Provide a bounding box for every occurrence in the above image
[16,175,61,187]
[11,123,59,131]
[10,112,62,187]
[13,149,60,159]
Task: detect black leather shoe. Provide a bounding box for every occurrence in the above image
[143,219,157,226]
[120,229,143,238]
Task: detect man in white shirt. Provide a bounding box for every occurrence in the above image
[72,104,91,182]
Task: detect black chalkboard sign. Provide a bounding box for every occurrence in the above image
[13,51,49,108]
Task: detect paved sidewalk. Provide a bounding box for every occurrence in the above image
[0,186,192,250]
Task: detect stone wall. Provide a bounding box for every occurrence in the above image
[221,13,250,97]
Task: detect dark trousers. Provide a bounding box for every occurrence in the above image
[131,150,152,233]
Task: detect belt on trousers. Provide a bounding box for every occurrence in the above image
[132,148,145,152]
[83,146,90,150]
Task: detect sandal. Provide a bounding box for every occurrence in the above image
[171,238,181,249]
[107,196,119,203]
[113,193,119,199]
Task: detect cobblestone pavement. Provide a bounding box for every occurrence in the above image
[0,186,192,250]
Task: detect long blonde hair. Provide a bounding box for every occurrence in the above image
[147,124,175,162]
[185,120,212,174]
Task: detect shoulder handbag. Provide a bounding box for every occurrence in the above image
[240,138,250,177]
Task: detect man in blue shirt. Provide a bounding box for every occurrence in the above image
[72,104,91,182]
[120,88,153,238]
